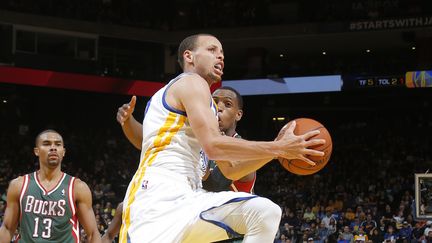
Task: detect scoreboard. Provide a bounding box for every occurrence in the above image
[342,75,405,90]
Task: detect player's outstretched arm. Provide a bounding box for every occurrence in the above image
[0,177,22,243]
[74,179,102,243]
[101,202,123,243]
[175,75,325,163]
[116,96,143,150]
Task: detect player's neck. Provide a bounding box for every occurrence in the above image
[182,69,216,87]
[37,166,62,182]
[224,128,237,137]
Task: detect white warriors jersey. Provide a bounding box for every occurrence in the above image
[136,73,217,187]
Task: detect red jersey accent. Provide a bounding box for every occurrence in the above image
[230,174,256,194]
[228,132,256,194]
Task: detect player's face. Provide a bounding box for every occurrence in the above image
[190,35,224,84]
[34,132,65,168]
[213,89,242,134]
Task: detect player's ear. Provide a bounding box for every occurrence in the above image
[184,50,194,65]
[62,148,66,157]
[235,109,243,122]
[34,147,39,156]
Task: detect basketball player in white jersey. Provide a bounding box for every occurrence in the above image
[103,87,252,243]
[118,34,325,243]
[116,86,254,193]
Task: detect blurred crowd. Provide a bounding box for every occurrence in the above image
[0,0,431,242]
[2,0,431,30]
[2,0,430,82]
[0,85,431,243]
[256,103,432,242]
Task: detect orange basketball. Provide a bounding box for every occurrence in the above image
[277,118,332,175]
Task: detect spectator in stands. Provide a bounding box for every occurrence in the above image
[345,208,356,221]
[368,227,383,243]
[392,209,405,229]
[322,209,336,229]
[426,230,432,242]
[350,217,362,233]
[340,225,354,242]
[280,222,291,237]
[103,202,115,217]
[398,221,412,241]
[355,226,368,241]
[303,206,316,221]
[337,216,348,232]
[275,233,287,243]
[301,219,312,232]
[316,221,331,243]
[286,210,302,231]
[281,226,297,243]
[411,221,426,242]
[353,232,367,242]
[383,225,398,242]
[423,222,432,237]
[381,204,393,223]
[360,213,377,233]
[93,184,104,203]
[327,217,338,241]
[312,201,321,216]
[317,205,327,220]
[337,233,351,243]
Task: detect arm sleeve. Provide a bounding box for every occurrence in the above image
[202,165,233,192]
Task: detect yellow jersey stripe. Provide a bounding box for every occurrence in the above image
[119,112,186,243]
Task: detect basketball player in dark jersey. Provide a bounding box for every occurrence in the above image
[0,130,101,243]
[202,86,255,193]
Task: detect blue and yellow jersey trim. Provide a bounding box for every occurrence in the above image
[119,112,186,243]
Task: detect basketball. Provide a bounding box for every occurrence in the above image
[276,118,332,175]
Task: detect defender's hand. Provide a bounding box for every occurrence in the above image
[116,96,136,126]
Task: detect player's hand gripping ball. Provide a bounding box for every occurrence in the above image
[276,118,332,175]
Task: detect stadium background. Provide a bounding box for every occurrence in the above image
[0,0,431,242]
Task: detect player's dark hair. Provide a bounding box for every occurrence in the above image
[35,129,62,146]
[218,86,243,109]
[177,33,215,69]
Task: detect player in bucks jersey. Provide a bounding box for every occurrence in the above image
[0,129,101,243]
[201,86,256,194]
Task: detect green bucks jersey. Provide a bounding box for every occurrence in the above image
[18,172,79,242]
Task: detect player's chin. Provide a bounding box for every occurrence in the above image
[209,72,222,83]
[212,75,222,83]
[47,159,60,166]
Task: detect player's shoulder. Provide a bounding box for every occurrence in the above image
[8,175,26,196]
[10,176,24,186]
[172,73,211,100]
[72,178,92,200]
[180,72,205,81]
[72,177,89,189]
[177,73,207,87]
